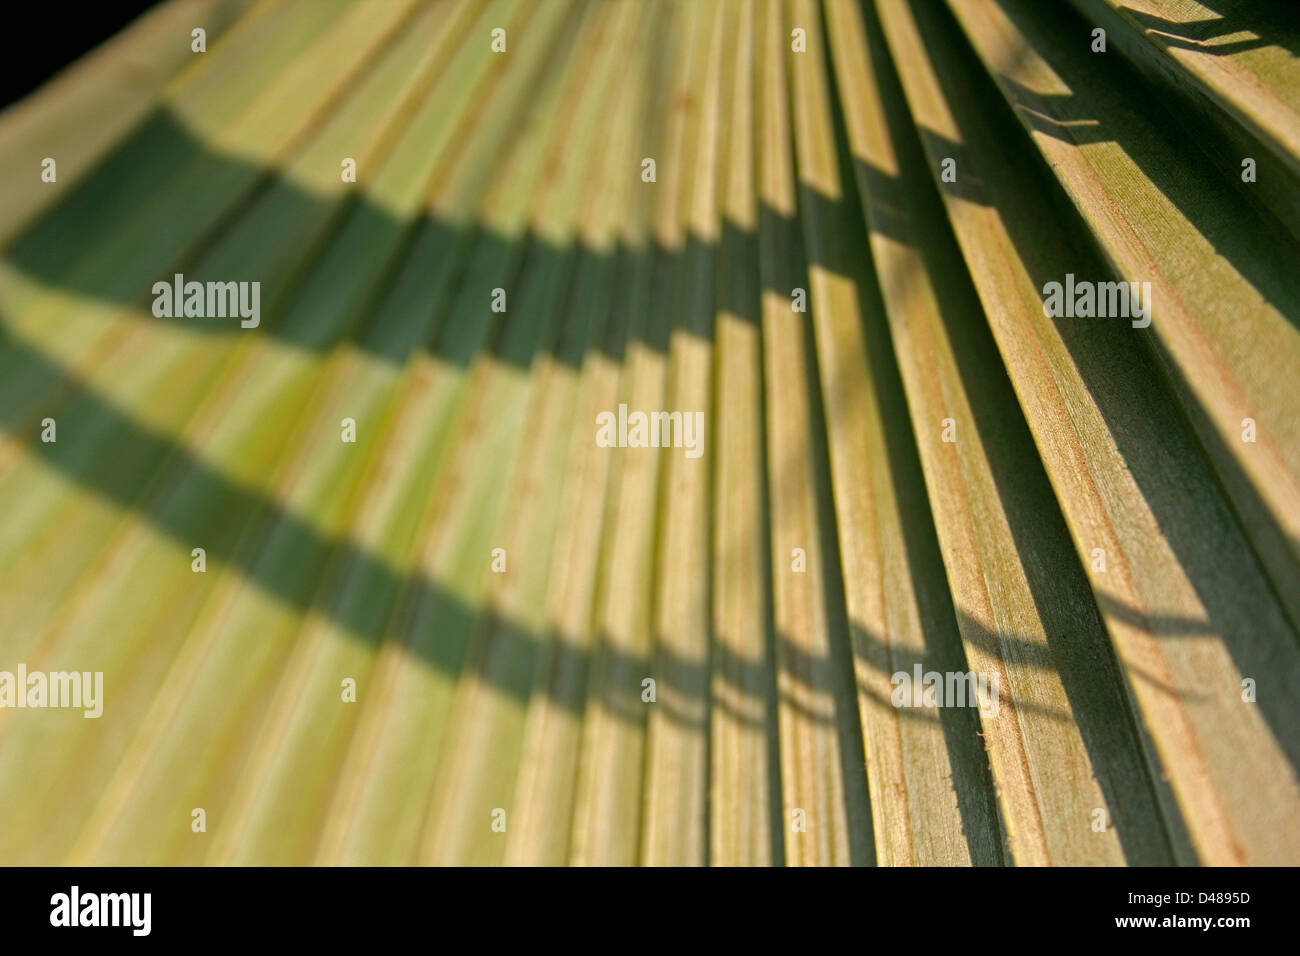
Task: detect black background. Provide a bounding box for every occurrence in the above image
[0,866,1281,942]
[1,2,162,108]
